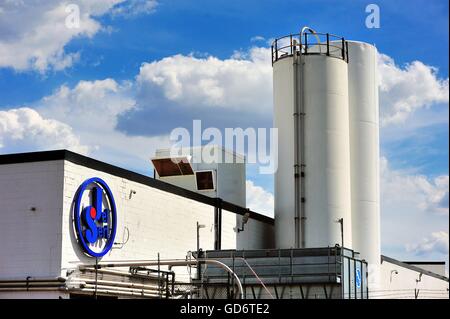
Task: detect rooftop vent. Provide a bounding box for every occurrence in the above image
[195,170,215,191]
[151,156,194,177]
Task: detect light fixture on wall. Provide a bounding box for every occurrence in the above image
[416,273,423,284]
[335,218,344,247]
[236,211,251,233]
[390,269,399,283]
[113,227,130,250]
[129,189,137,199]
[196,222,206,253]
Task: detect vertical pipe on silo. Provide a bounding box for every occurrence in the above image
[292,39,301,248]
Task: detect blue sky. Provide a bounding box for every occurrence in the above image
[0,0,448,266]
[1,0,448,106]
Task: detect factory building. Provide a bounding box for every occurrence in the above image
[0,28,448,299]
[0,149,273,298]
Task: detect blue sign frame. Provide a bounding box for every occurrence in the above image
[73,177,117,258]
[355,268,361,289]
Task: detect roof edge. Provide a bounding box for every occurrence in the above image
[0,149,273,225]
[381,255,448,282]
[404,261,446,265]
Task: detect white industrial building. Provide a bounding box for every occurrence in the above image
[0,27,448,299]
[0,149,274,298]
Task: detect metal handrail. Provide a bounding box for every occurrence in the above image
[271,30,348,65]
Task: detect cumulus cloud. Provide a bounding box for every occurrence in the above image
[381,157,449,215]
[406,231,449,256]
[378,53,449,126]
[0,79,168,171]
[246,180,274,216]
[250,35,266,43]
[35,79,168,171]
[137,48,272,111]
[117,47,273,136]
[115,48,449,137]
[39,78,135,131]
[0,0,154,72]
[0,107,88,154]
[380,156,449,264]
[110,0,158,17]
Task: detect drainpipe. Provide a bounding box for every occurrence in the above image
[293,36,301,249]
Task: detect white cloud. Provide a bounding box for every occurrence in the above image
[380,156,449,263]
[378,53,449,126]
[0,1,132,72]
[250,35,265,42]
[39,78,135,131]
[246,180,274,216]
[406,231,449,256]
[381,157,449,216]
[130,48,449,137]
[35,79,168,171]
[117,47,273,136]
[136,47,272,113]
[0,107,88,154]
[110,0,158,17]
[0,79,168,172]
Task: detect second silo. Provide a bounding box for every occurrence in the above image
[347,41,381,284]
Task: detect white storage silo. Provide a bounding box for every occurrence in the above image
[347,41,381,285]
[272,29,353,249]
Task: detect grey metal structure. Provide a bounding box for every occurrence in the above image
[196,246,368,299]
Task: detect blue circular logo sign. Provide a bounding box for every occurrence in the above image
[73,177,117,258]
[356,269,362,289]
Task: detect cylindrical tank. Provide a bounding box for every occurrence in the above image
[347,41,381,285]
[273,56,296,249]
[273,36,353,249]
[302,54,352,248]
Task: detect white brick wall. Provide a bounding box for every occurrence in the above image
[236,214,274,250]
[61,160,218,275]
[376,259,449,299]
[0,161,64,279]
[0,158,274,284]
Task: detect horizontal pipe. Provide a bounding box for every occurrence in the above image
[80,258,243,299]
[0,277,66,283]
[81,268,144,278]
[0,282,65,287]
[79,268,170,282]
[81,283,160,295]
[0,287,65,292]
[0,280,163,298]
[69,278,163,291]
[68,287,159,298]
[82,258,220,268]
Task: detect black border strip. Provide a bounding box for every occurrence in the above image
[404,261,446,265]
[0,150,274,225]
[381,255,448,282]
